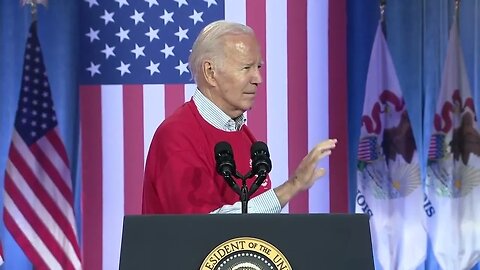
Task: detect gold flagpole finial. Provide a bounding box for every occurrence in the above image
[20,0,48,21]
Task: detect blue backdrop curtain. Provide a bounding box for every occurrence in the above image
[0,1,80,269]
[0,0,479,269]
[348,0,480,269]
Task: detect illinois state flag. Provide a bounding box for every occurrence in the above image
[426,15,480,270]
[356,22,426,270]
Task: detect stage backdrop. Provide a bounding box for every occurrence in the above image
[1,0,347,269]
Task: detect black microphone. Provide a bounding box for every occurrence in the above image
[214,141,240,194]
[250,141,272,177]
[248,141,272,196]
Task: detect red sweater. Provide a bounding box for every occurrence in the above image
[142,100,271,214]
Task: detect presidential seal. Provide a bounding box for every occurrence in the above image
[200,237,291,270]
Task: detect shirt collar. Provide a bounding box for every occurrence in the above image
[193,88,246,132]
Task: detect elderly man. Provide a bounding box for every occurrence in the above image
[142,20,337,214]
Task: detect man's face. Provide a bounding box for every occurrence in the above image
[211,34,263,118]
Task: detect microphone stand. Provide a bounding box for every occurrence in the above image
[235,172,250,214]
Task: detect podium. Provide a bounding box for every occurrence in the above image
[119,214,374,269]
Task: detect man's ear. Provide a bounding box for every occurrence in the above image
[203,61,216,86]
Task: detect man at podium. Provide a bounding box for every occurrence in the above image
[142,20,337,214]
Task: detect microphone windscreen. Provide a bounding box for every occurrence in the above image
[250,141,270,157]
[215,141,232,156]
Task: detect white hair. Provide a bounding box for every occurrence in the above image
[188,20,254,83]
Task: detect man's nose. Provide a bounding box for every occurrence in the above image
[252,68,263,85]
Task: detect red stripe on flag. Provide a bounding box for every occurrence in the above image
[328,0,349,213]
[4,175,76,270]
[80,85,103,270]
[47,131,70,169]
[287,0,309,213]
[4,211,49,269]
[165,84,185,118]
[123,85,144,215]
[30,141,73,208]
[246,0,268,143]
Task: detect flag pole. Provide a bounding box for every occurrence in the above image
[27,0,38,22]
[380,0,387,37]
[379,0,386,22]
[21,0,48,22]
[455,0,461,18]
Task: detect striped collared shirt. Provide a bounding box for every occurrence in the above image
[192,88,281,214]
[193,88,246,131]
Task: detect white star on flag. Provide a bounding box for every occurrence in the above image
[87,62,101,76]
[130,10,144,25]
[161,43,175,59]
[175,60,189,75]
[115,0,129,8]
[146,61,160,75]
[160,9,174,25]
[145,27,159,42]
[86,28,99,42]
[204,0,217,8]
[101,44,116,59]
[116,61,131,76]
[174,0,188,8]
[175,26,188,42]
[116,27,130,42]
[84,0,98,8]
[189,9,203,25]
[100,10,115,25]
[131,44,145,59]
[144,0,158,8]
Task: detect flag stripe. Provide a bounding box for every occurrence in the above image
[6,151,79,260]
[11,133,77,228]
[101,85,124,270]
[265,0,289,213]
[4,195,59,269]
[46,128,70,170]
[287,0,309,213]
[307,0,331,213]
[143,84,165,167]
[165,84,185,118]
[123,85,144,215]
[30,142,73,209]
[4,174,76,270]
[328,0,348,212]
[80,85,103,270]
[37,132,74,191]
[246,0,268,144]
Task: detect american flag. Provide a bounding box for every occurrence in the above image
[79,0,348,269]
[3,22,81,269]
[428,133,446,160]
[357,136,378,162]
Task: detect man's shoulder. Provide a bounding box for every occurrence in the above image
[155,101,200,138]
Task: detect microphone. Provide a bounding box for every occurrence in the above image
[248,141,272,196]
[250,141,272,177]
[214,141,240,193]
